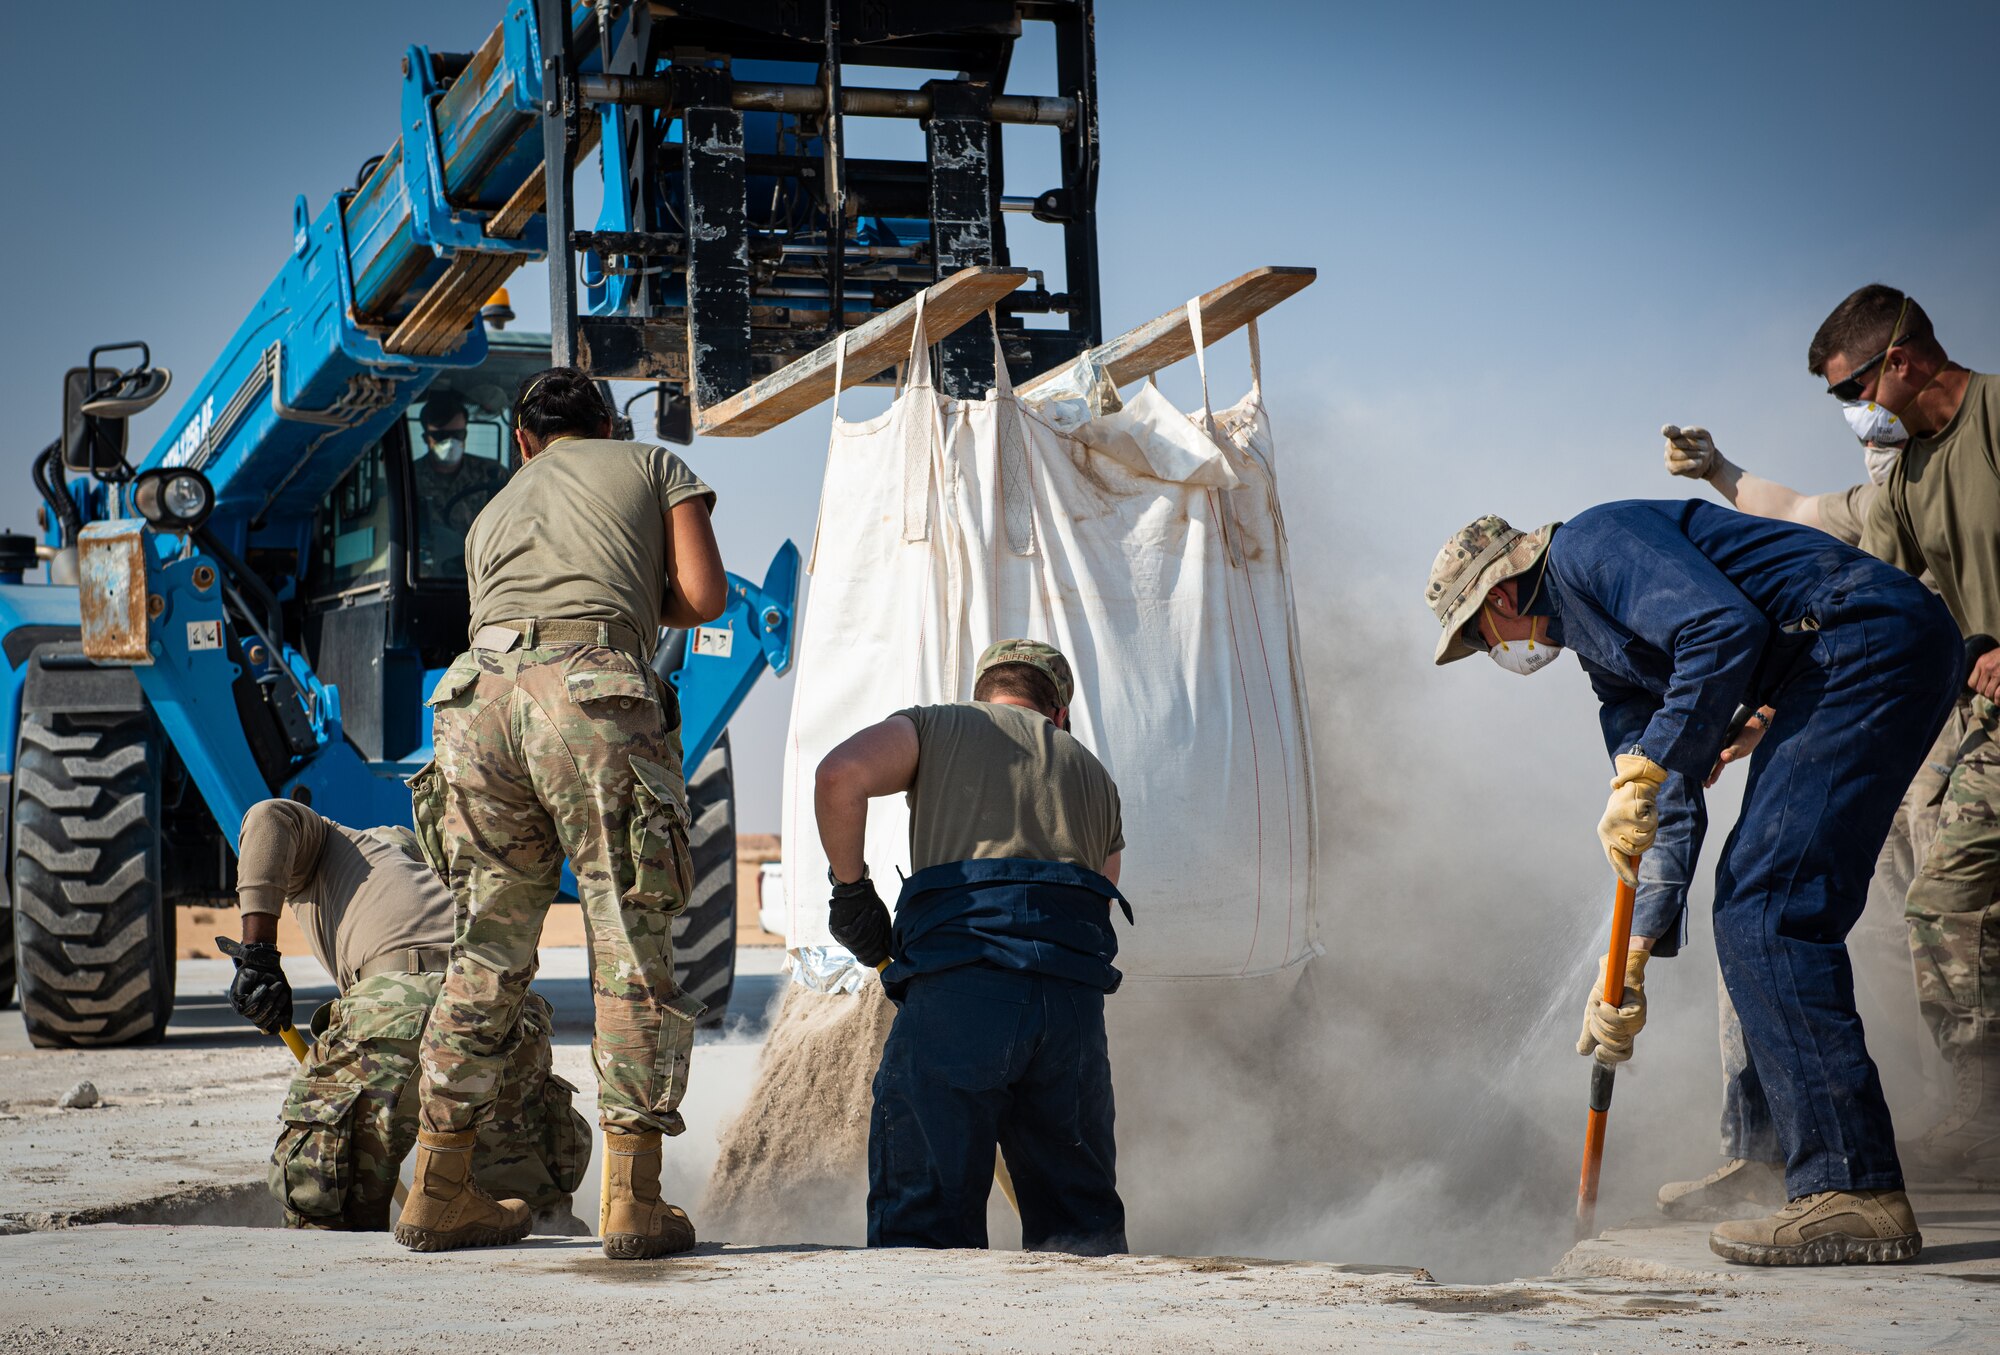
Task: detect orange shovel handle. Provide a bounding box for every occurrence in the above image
[1575,865,1637,1240]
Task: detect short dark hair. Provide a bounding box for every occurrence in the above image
[514,367,611,441]
[973,662,1060,715]
[417,388,467,428]
[1808,284,1938,377]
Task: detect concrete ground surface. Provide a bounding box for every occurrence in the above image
[2,949,1996,1353]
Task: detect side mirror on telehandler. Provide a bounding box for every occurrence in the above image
[63,341,173,481]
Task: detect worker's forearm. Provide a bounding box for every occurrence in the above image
[241,911,279,946]
[814,777,871,884]
[1705,459,1819,529]
[660,594,721,627]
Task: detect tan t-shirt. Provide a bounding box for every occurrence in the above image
[236,800,452,990]
[895,702,1124,874]
[1814,482,1877,547]
[464,438,715,661]
[1860,372,2000,636]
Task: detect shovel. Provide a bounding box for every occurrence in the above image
[1573,865,1636,1242]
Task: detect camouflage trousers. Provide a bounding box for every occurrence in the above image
[1908,693,2000,1057]
[268,973,589,1230]
[412,638,703,1136]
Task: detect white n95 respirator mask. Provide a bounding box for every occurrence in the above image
[1842,400,1908,449]
[1484,610,1562,676]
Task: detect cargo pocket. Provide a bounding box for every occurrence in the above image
[540,1072,593,1194]
[425,655,481,708]
[564,666,654,709]
[625,755,695,911]
[405,759,449,879]
[268,1079,365,1228]
[648,992,708,1133]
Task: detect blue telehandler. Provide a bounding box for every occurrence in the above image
[0,1,1103,1046]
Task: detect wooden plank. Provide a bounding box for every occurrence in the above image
[1017,265,1316,397]
[695,266,1029,437]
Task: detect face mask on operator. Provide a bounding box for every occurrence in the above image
[425,433,466,469]
[1483,606,1562,676]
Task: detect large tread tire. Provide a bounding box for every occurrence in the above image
[12,709,172,1048]
[674,734,736,1027]
[0,902,14,1009]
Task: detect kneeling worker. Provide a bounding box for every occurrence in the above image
[815,640,1131,1253]
[1427,501,1960,1265]
[221,798,589,1232]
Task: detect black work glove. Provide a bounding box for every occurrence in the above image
[828,877,893,970]
[219,937,294,1035]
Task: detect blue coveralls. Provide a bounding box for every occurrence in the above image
[868,859,1131,1253]
[1534,500,1961,1197]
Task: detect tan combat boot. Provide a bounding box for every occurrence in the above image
[1900,1050,2000,1185]
[600,1126,697,1259]
[392,1129,532,1252]
[1656,1158,1785,1221]
[1708,1189,1921,1265]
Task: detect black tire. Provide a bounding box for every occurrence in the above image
[674,734,736,1027]
[0,902,15,1009]
[12,708,172,1048]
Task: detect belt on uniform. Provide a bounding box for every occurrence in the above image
[355,946,453,981]
[472,618,647,662]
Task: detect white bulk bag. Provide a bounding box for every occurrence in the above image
[780,298,1317,984]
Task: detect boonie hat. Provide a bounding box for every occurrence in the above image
[975,638,1075,707]
[1426,514,1559,665]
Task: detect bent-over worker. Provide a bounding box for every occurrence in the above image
[1427,501,1959,1265]
[815,639,1131,1254]
[222,799,588,1233]
[1654,406,1966,1215]
[396,367,726,1257]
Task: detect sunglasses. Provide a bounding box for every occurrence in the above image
[1826,346,1897,402]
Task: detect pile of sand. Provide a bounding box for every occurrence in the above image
[702,979,894,1243]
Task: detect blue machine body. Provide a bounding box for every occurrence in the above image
[0,1,796,864]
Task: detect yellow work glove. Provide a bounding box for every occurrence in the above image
[1599,754,1668,885]
[1577,950,1650,1065]
[1662,424,1720,479]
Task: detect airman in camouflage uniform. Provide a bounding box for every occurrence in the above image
[398,366,726,1258]
[220,801,589,1233]
[1904,695,2000,1176]
[272,978,589,1231]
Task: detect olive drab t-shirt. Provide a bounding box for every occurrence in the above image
[894,701,1125,874]
[1813,482,1877,548]
[235,800,453,991]
[463,437,715,662]
[1860,372,2000,636]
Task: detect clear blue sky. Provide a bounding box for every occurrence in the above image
[4,1,1996,832]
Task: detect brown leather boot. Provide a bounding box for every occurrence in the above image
[392,1129,532,1252]
[1900,1050,2000,1185]
[1708,1189,1921,1265]
[1656,1158,1785,1221]
[600,1126,696,1259]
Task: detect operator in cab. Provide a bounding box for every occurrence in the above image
[220,799,588,1235]
[408,389,511,578]
[395,367,727,1259]
[814,640,1131,1255]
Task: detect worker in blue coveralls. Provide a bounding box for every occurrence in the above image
[1426,501,1960,1266]
[813,639,1130,1254]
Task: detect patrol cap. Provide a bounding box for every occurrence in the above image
[975,638,1074,708]
[1426,514,1559,665]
